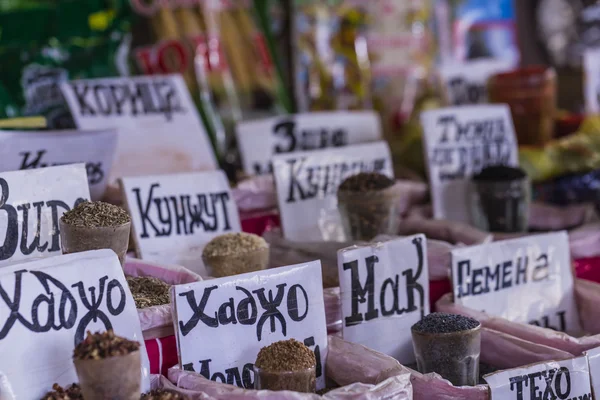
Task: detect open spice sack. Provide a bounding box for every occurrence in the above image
[167,336,412,400]
[124,258,202,339]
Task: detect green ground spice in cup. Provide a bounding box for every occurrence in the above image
[62,201,130,228]
[73,330,140,361]
[126,276,171,309]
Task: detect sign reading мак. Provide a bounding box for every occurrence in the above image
[236,111,382,176]
[0,129,117,200]
[484,355,591,400]
[120,170,241,275]
[60,74,217,181]
[420,104,519,223]
[272,141,393,242]
[338,235,429,363]
[0,249,150,399]
[451,232,581,333]
[172,261,328,390]
[438,59,513,105]
[0,164,90,267]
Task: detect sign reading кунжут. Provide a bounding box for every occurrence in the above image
[61,74,217,181]
[272,141,393,242]
[0,250,150,399]
[120,170,241,275]
[236,111,382,176]
[484,355,592,400]
[451,231,581,334]
[172,261,328,390]
[0,164,90,268]
[420,104,519,224]
[337,235,430,363]
[0,129,117,200]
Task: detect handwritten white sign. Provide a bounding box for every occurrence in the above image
[172,261,328,389]
[438,59,514,105]
[584,48,600,114]
[236,111,382,176]
[585,347,600,399]
[0,164,90,267]
[61,74,217,181]
[484,355,592,400]
[0,249,150,399]
[120,170,241,275]
[272,141,393,242]
[451,232,581,334]
[0,129,117,200]
[337,235,429,363]
[421,104,519,223]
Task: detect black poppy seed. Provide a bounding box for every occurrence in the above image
[473,165,527,182]
[411,312,480,334]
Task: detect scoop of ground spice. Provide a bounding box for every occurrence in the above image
[40,383,83,400]
[255,339,316,372]
[338,172,395,192]
[73,330,140,360]
[411,312,480,334]
[127,276,171,309]
[203,232,267,258]
[61,201,131,228]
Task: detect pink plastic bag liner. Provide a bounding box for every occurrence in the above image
[167,336,412,400]
[124,257,202,339]
[436,278,600,357]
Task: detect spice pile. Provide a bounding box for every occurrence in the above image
[337,172,400,240]
[73,330,140,360]
[127,276,171,309]
[41,385,187,400]
[254,339,316,392]
[203,232,269,277]
[411,312,480,334]
[61,201,131,228]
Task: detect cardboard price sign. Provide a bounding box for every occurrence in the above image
[0,249,150,399]
[584,48,600,114]
[60,74,217,181]
[584,347,600,397]
[451,232,581,333]
[420,104,519,223]
[120,170,241,275]
[272,141,393,242]
[484,355,592,400]
[236,111,382,176]
[337,235,429,363]
[172,261,328,390]
[438,59,514,105]
[0,164,90,268]
[0,129,117,201]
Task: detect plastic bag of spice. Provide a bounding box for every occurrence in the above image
[124,258,202,339]
[167,336,412,399]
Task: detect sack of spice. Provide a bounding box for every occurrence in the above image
[167,335,412,399]
[124,258,202,339]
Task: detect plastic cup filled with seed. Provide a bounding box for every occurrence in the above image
[60,201,131,266]
[411,312,481,387]
[254,339,316,393]
[202,232,269,278]
[337,173,403,241]
[73,330,142,400]
[127,276,171,309]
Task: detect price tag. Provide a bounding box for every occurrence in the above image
[584,347,600,398]
[484,355,592,400]
[420,104,519,223]
[0,129,117,200]
[584,48,600,114]
[337,235,429,363]
[451,232,581,333]
[0,164,90,267]
[119,170,241,275]
[438,59,514,105]
[272,141,393,242]
[0,249,150,399]
[60,74,217,181]
[172,261,328,390]
[236,111,382,176]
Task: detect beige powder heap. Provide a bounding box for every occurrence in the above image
[255,339,316,372]
[203,232,267,258]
